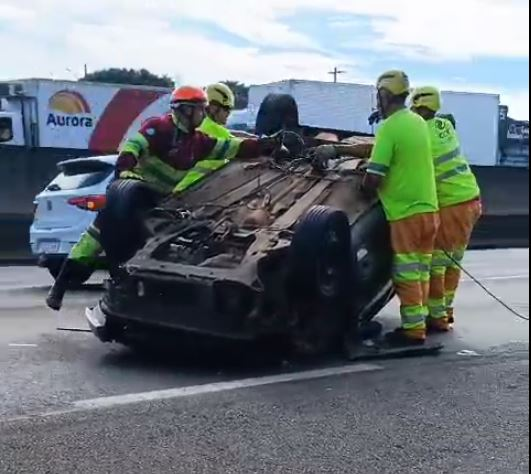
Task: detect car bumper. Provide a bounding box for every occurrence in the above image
[104,277,263,341]
[86,303,113,342]
[30,227,79,258]
[30,225,107,269]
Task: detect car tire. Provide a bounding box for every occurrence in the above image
[255,93,301,137]
[99,179,162,266]
[288,205,353,355]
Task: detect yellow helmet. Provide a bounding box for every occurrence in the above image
[376,70,410,96]
[411,86,442,112]
[206,83,235,109]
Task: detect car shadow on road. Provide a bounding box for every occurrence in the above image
[96,337,342,380]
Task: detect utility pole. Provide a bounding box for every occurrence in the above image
[328,67,346,83]
[84,64,88,78]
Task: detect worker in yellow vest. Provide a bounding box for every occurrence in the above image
[199,83,236,139]
[411,86,482,330]
[46,86,278,311]
[363,71,440,347]
[175,83,254,192]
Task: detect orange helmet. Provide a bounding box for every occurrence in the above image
[170,86,207,109]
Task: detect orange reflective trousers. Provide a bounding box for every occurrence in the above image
[390,212,440,331]
[429,199,482,322]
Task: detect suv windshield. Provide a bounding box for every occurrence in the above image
[46,161,114,191]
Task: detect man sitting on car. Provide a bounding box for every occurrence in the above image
[46,85,279,311]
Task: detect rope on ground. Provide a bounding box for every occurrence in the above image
[445,251,530,322]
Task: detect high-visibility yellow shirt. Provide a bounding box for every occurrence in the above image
[367,109,439,222]
[427,117,480,208]
[198,116,234,140]
[172,117,239,194]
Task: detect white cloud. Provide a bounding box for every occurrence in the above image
[63,20,358,85]
[0,0,528,118]
[5,0,529,60]
[500,90,530,121]
[363,0,529,61]
[0,4,35,22]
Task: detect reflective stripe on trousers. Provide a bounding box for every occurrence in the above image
[393,253,431,329]
[69,224,103,264]
[390,212,439,331]
[445,247,466,309]
[429,199,482,319]
[428,249,450,319]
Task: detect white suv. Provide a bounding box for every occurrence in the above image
[30,155,118,280]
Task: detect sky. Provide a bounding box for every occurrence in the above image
[1,0,529,119]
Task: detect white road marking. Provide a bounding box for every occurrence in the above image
[74,364,383,411]
[462,274,529,283]
[8,343,38,348]
[457,350,481,357]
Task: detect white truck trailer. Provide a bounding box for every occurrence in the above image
[247,79,509,167]
[0,79,173,154]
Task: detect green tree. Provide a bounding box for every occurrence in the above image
[221,81,250,110]
[81,68,174,88]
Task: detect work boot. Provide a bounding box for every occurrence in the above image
[427,317,451,333]
[385,328,426,347]
[447,308,455,325]
[45,259,87,311]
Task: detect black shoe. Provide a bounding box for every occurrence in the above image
[45,260,89,311]
[359,321,384,340]
[46,285,66,311]
[448,311,455,325]
[385,328,426,348]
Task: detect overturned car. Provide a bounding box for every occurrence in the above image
[86,96,395,355]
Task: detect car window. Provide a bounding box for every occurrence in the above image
[46,162,114,191]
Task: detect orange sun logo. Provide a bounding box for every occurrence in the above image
[48,90,91,115]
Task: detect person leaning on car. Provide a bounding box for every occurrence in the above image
[362,70,440,348]
[173,83,255,192]
[45,85,279,312]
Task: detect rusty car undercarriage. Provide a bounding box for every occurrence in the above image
[86,96,397,356]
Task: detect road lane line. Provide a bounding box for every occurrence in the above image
[74,364,383,411]
[8,343,38,348]
[462,274,529,283]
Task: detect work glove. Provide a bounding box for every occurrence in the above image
[358,159,369,174]
[312,145,337,171]
[368,110,382,126]
[257,136,281,155]
[115,152,137,178]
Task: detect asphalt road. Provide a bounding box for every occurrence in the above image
[0,249,529,474]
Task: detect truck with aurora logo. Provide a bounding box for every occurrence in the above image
[0,79,173,153]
